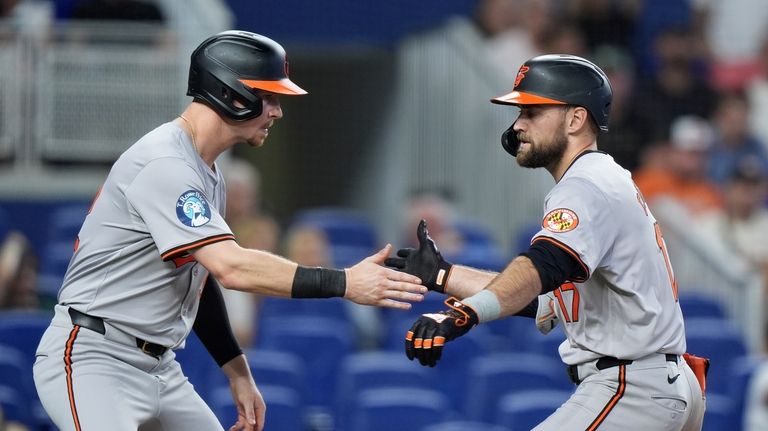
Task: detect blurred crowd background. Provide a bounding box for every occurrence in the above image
[0,0,768,430]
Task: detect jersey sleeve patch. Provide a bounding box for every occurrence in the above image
[542,208,579,233]
[176,190,212,227]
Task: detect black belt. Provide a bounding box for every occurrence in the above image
[567,354,678,385]
[68,308,168,357]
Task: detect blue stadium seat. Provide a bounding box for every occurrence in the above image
[39,241,75,279]
[725,355,762,431]
[0,384,32,428]
[0,207,9,243]
[421,420,511,431]
[291,208,378,267]
[0,310,53,362]
[46,203,90,244]
[244,349,307,401]
[528,325,566,361]
[495,389,572,430]
[335,351,436,421]
[678,293,726,319]
[258,296,349,323]
[465,353,572,422]
[209,384,303,431]
[255,315,355,409]
[451,219,497,248]
[347,387,453,431]
[701,393,735,431]
[684,318,748,395]
[0,345,32,399]
[174,331,219,400]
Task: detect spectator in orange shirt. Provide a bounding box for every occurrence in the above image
[634,115,723,216]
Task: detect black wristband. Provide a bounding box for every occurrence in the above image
[291,266,346,298]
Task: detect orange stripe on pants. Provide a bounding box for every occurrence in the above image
[586,364,626,430]
[64,326,83,431]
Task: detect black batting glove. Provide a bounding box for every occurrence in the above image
[385,219,453,293]
[404,297,478,367]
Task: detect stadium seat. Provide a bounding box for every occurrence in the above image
[701,393,735,431]
[678,293,726,319]
[684,317,748,394]
[725,355,763,431]
[258,296,349,323]
[0,384,32,428]
[174,331,219,400]
[421,420,511,431]
[495,389,572,430]
[244,349,306,401]
[347,387,453,431]
[465,352,572,422]
[255,315,355,409]
[0,310,53,362]
[209,384,303,431]
[290,208,378,267]
[528,324,566,361]
[0,345,32,399]
[335,351,436,420]
[46,203,90,244]
[39,241,76,279]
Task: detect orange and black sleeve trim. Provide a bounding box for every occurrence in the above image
[161,234,235,261]
[520,236,589,294]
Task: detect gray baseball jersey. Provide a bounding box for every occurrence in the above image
[531,151,686,365]
[59,121,233,348]
[528,151,704,431]
[34,120,234,431]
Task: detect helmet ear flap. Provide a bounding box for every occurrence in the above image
[501,123,520,157]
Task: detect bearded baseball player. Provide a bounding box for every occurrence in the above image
[387,54,709,430]
[33,30,425,431]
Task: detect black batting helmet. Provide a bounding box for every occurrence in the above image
[187,30,307,121]
[490,54,612,156]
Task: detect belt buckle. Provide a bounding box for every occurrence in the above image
[138,340,156,356]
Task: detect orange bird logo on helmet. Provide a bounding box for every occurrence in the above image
[514,65,530,88]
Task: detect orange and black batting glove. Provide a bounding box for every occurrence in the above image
[405,297,479,367]
[385,219,453,293]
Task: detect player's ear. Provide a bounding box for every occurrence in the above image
[567,106,591,135]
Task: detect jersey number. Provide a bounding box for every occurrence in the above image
[554,282,580,323]
[654,222,679,301]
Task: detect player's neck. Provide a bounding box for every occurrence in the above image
[551,139,597,182]
[178,105,224,168]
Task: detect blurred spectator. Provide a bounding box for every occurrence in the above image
[220,158,281,348]
[283,224,333,268]
[633,26,718,143]
[538,18,587,56]
[691,0,768,91]
[591,44,649,171]
[707,91,768,185]
[403,187,464,256]
[71,0,163,22]
[564,0,639,51]
[0,231,39,310]
[633,115,722,216]
[631,0,694,77]
[748,35,768,149]
[0,0,17,18]
[699,158,768,274]
[745,321,768,431]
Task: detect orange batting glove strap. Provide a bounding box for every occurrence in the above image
[404,297,478,367]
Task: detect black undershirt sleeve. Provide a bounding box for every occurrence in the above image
[520,239,588,294]
[193,276,243,367]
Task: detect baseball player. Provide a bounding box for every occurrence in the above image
[32,31,425,431]
[386,54,709,430]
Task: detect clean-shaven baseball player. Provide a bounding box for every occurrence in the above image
[387,54,709,430]
[33,31,425,431]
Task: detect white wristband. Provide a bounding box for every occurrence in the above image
[462,289,501,323]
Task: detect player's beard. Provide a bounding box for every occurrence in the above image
[516,121,568,169]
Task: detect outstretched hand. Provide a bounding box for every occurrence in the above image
[385,220,453,293]
[344,244,426,310]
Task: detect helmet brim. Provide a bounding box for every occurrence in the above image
[240,78,308,95]
[490,90,566,106]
